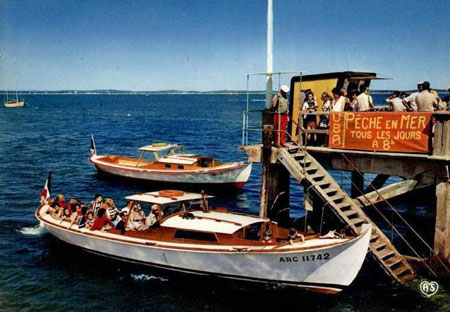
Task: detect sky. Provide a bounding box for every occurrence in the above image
[0,0,449,91]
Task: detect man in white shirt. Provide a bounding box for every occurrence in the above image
[415,81,437,112]
[356,85,373,111]
[331,87,345,112]
[402,82,422,112]
[385,91,406,112]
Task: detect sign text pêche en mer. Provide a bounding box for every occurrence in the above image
[328,112,432,153]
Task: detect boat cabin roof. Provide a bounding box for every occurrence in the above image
[158,155,198,165]
[138,143,179,152]
[161,210,266,234]
[125,191,213,205]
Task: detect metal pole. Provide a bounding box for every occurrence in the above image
[246,74,250,145]
[265,0,273,110]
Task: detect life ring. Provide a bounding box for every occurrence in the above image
[158,190,184,197]
[152,142,168,147]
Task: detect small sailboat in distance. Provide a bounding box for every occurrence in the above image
[4,89,25,108]
[4,54,25,108]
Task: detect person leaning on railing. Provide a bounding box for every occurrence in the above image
[444,88,450,111]
[302,92,318,143]
[271,85,290,147]
[385,91,406,112]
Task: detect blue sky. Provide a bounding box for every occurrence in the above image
[1,0,448,91]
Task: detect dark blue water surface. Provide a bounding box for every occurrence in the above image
[1,94,448,311]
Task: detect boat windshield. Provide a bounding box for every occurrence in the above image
[137,144,184,160]
[161,199,205,219]
[161,203,183,218]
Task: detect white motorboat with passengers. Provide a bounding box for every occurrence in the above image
[37,179,372,294]
[89,137,252,189]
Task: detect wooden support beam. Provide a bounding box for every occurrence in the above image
[356,179,418,208]
[365,174,390,193]
[351,171,364,198]
[260,124,273,218]
[267,164,291,227]
[434,180,450,263]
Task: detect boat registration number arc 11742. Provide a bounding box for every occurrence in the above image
[279,253,330,263]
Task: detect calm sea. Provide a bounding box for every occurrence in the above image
[1,94,448,311]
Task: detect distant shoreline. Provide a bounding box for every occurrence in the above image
[1,89,447,95]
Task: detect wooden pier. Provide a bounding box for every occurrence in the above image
[242,111,450,284]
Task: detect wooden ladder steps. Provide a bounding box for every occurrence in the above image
[342,209,358,217]
[385,257,403,268]
[335,202,352,210]
[276,148,417,284]
[372,240,388,251]
[377,248,395,260]
[329,194,345,203]
[401,273,416,282]
[309,173,325,182]
[370,233,380,242]
[324,188,338,196]
[349,217,366,226]
[393,265,410,277]
[305,167,318,175]
[291,153,305,159]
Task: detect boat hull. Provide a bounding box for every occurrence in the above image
[39,213,371,294]
[4,101,25,108]
[90,155,252,188]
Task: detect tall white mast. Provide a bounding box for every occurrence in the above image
[265,0,273,109]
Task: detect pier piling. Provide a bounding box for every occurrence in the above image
[434,180,450,263]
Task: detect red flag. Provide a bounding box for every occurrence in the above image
[40,171,52,203]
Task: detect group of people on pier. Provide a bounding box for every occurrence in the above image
[271,82,449,146]
[40,193,161,232]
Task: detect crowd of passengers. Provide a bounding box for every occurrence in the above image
[301,81,450,144]
[40,193,162,232]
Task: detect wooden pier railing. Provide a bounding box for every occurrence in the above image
[433,112,450,156]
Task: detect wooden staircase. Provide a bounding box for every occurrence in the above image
[277,147,416,284]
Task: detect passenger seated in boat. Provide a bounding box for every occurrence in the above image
[262,229,274,244]
[146,204,161,228]
[72,206,88,229]
[105,198,125,231]
[68,204,87,229]
[60,208,73,223]
[50,202,63,220]
[288,228,304,244]
[68,199,79,213]
[200,191,210,212]
[68,204,81,228]
[121,199,133,215]
[86,211,95,229]
[90,208,114,232]
[96,202,108,220]
[128,204,147,231]
[56,194,68,209]
[88,193,103,217]
[40,198,55,216]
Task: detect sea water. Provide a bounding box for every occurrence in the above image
[1,93,449,311]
